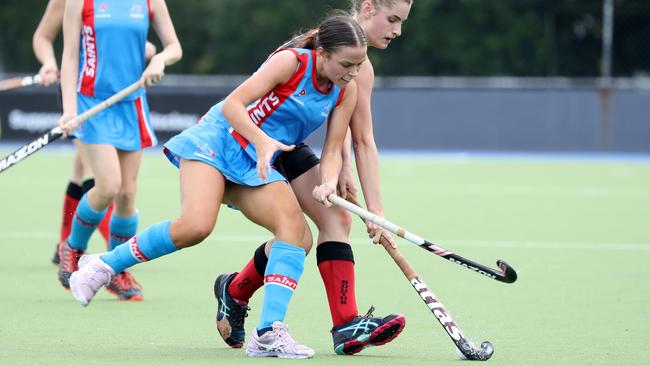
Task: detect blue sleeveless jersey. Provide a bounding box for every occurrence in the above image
[77,0,150,100]
[209,48,345,164]
[163,48,346,186]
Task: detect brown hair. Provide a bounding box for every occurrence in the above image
[280,11,367,52]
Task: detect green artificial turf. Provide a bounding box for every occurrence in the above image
[1,150,649,365]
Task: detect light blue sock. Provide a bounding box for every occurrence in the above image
[68,194,107,251]
[257,241,306,331]
[100,220,178,273]
[108,212,139,250]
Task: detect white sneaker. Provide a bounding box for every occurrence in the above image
[70,254,115,306]
[246,321,315,359]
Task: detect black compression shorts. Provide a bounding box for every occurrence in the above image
[273,143,320,182]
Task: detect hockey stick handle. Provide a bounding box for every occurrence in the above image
[328,194,426,243]
[330,193,421,279]
[51,78,145,135]
[328,194,517,283]
[21,74,43,87]
[0,74,42,92]
[0,79,145,174]
[339,193,494,361]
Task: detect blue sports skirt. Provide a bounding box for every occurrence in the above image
[163,115,286,187]
[73,93,157,151]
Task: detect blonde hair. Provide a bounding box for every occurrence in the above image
[349,0,413,15]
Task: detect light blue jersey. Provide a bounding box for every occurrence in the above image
[211,48,344,163]
[77,0,150,101]
[164,48,345,186]
[73,0,155,150]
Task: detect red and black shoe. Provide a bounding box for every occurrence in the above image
[106,271,144,301]
[51,242,61,265]
[57,240,84,289]
[332,306,406,355]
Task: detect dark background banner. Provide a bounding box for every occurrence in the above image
[0,86,232,144]
[1,84,649,152]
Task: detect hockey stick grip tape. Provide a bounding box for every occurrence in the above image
[327,194,426,245]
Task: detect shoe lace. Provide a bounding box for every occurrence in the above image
[229,302,250,324]
[274,324,296,347]
[341,306,378,336]
[363,305,376,318]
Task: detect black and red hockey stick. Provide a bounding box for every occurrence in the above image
[333,193,494,360]
[0,79,144,174]
[328,194,517,284]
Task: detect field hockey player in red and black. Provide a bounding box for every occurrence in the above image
[67,13,368,359]
[213,0,413,356]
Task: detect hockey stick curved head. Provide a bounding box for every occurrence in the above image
[457,340,494,361]
[496,259,518,283]
[477,341,495,360]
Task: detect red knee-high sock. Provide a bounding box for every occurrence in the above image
[97,202,114,247]
[60,182,84,242]
[227,243,268,302]
[317,241,358,327]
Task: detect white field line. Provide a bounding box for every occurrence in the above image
[3,231,648,252]
[7,179,649,197]
[383,184,650,198]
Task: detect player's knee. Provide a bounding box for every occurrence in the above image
[338,209,352,234]
[174,217,214,247]
[93,179,121,202]
[186,222,214,244]
[274,209,310,250]
[318,208,352,238]
[284,204,306,230]
[113,189,136,208]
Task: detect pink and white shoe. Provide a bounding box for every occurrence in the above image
[70,254,115,306]
[246,321,315,359]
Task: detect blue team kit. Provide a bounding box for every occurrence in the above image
[73,0,156,151]
[164,48,345,186]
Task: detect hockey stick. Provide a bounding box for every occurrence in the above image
[0,79,145,174]
[335,193,494,360]
[0,74,43,92]
[328,194,517,284]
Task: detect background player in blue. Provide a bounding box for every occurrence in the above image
[32,0,157,268]
[57,0,182,301]
[67,13,367,359]
[214,0,413,355]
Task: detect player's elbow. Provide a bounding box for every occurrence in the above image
[170,43,183,63]
[32,34,43,54]
[171,43,183,63]
[221,97,238,122]
[352,134,376,155]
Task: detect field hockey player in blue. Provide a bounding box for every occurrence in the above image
[33,0,157,267]
[56,0,182,301]
[213,0,413,356]
[68,13,368,359]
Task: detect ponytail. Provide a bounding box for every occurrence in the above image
[278,10,366,52]
[280,28,319,50]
